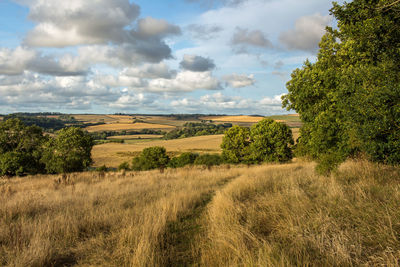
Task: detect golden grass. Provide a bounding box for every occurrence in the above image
[201,115,265,123]
[92,135,223,167]
[1,160,399,266]
[86,123,175,133]
[291,127,300,141]
[199,160,400,266]
[73,114,120,124]
[107,135,164,140]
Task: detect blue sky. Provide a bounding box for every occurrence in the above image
[0,0,342,115]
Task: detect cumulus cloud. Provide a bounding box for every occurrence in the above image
[232,27,272,48]
[186,24,223,40]
[123,63,177,79]
[170,92,284,114]
[223,73,255,88]
[279,13,332,52]
[23,0,140,47]
[148,71,221,92]
[179,55,216,72]
[18,0,181,65]
[0,47,87,76]
[135,17,181,38]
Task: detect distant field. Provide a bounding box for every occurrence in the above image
[107,135,164,140]
[92,135,223,167]
[86,123,175,132]
[73,114,122,124]
[201,115,265,123]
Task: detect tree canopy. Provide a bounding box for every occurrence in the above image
[282,0,400,171]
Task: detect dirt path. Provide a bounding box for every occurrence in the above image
[158,174,239,266]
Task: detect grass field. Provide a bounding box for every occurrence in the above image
[86,122,175,132]
[92,135,224,167]
[1,160,399,266]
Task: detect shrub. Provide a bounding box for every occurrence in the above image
[194,154,223,168]
[221,125,251,164]
[168,152,199,168]
[118,161,130,171]
[132,146,169,171]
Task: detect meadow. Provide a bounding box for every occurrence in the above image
[1,160,399,266]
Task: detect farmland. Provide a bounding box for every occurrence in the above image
[92,135,223,167]
[1,160,399,266]
[85,122,175,132]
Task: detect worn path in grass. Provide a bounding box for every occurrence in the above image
[159,170,240,266]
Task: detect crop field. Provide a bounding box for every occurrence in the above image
[85,122,175,133]
[92,134,224,167]
[201,115,265,123]
[1,160,399,266]
[73,114,122,124]
[107,135,164,140]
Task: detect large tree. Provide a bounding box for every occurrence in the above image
[42,127,94,173]
[282,0,400,171]
[0,119,47,176]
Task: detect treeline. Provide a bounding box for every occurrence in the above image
[90,129,166,140]
[0,119,94,176]
[164,122,232,140]
[3,113,107,132]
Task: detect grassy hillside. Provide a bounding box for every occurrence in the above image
[1,160,399,266]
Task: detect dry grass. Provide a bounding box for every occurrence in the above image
[199,160,400,266]
[292,127,300,141]
[92,135,223,167]
[0,166,242,267]
[1,160,399,266]
[86,123,175,133]
[73,114,121,124]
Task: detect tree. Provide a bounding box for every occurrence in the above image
[194,154,223,169]
[220,119,294,164]
[221,125,251,163]
[131,146,169,171]
[282,0,400,171]
[249,119,294,163]
[42,127,94,173]
[0,119,47,176]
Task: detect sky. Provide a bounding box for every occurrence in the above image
[0,0,343,115]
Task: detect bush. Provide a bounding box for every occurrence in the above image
[118,161,130,171]
[96,165,108,172]
[194,154,223,168]
[168,152,199,168]
[131,146,169,171]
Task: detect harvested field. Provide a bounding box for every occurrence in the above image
[86,123,175,132]
[92,135,223,167]
[201,115,265,123]
[107,135,164,140]
[73,114,121,124]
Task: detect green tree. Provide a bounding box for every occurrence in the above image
[194,154,223,168]
[131,146,169,171]
[42,127,94,173]
[0,119,47,176]
[249,119,294,163]
[221,125,251,163]
[283,0,400,171]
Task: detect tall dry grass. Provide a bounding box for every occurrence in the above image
[199,160,400,266]
[1,160,399,266]
[0,166,241,266]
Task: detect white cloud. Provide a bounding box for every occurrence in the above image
[0,47,87,76]
[231,27,272,48]
[223,73,255,88]
[279,13,332,52]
